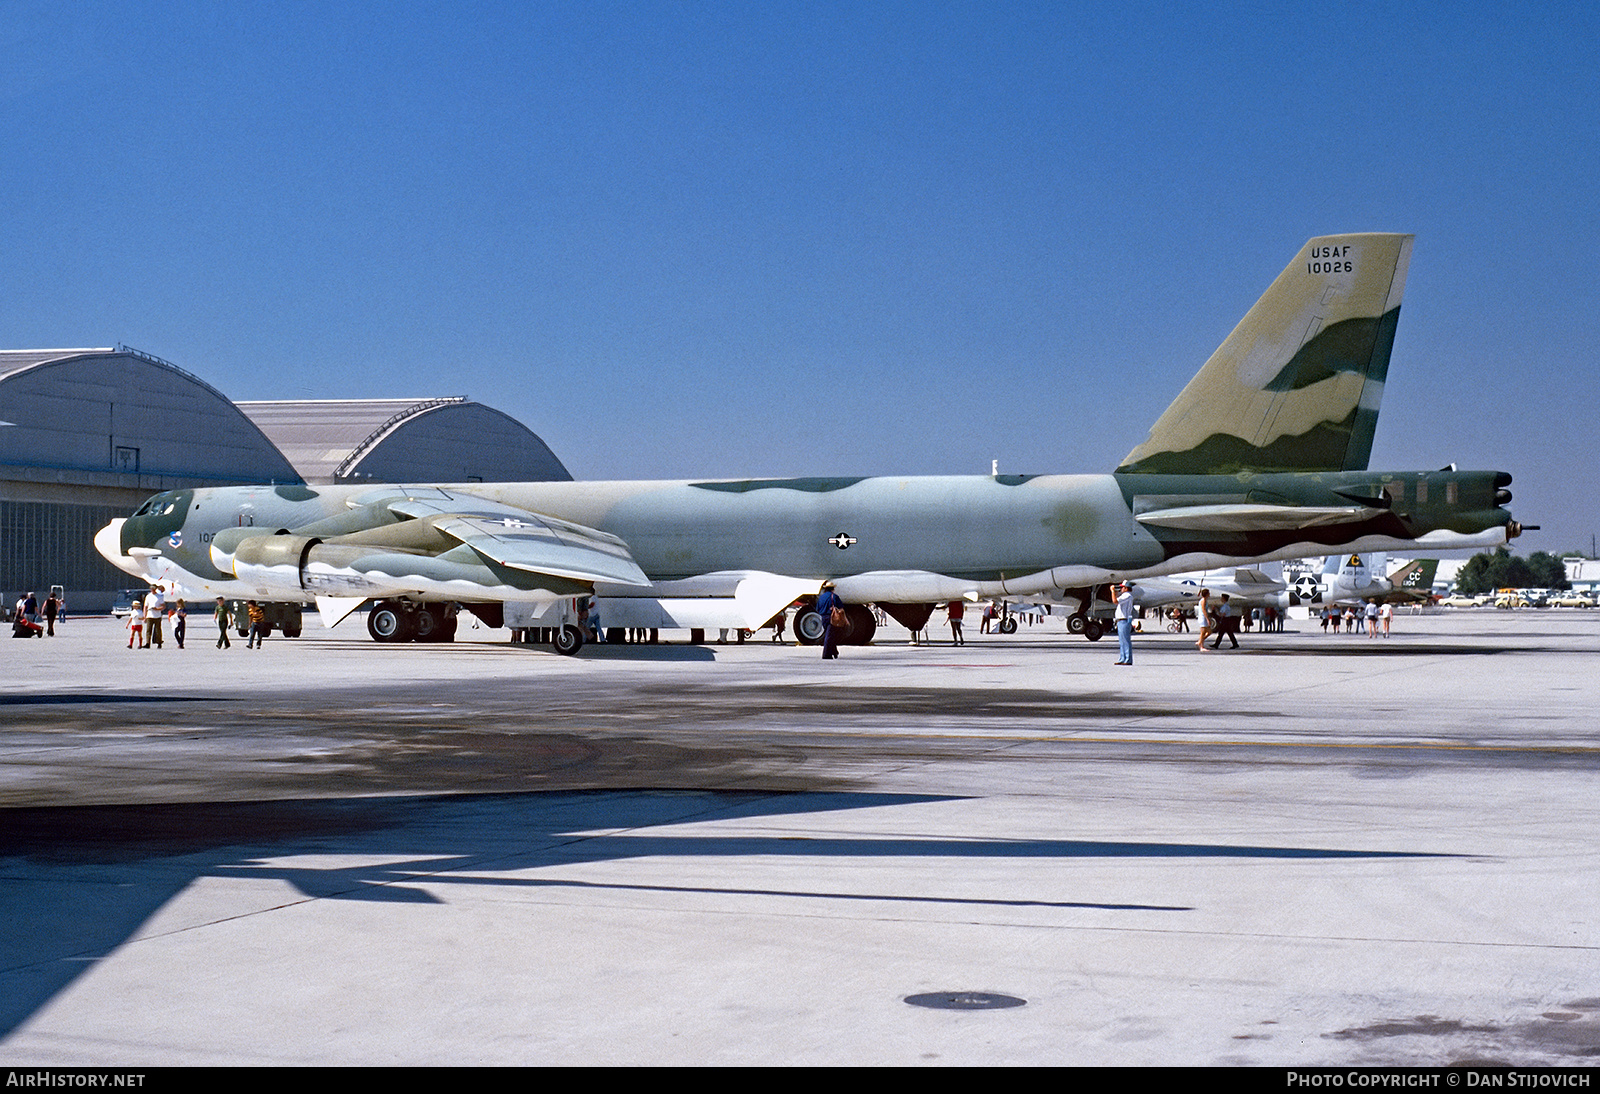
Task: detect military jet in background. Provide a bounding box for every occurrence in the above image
[98,233,1524,653]
[1296,553,1442,608]
[1133,567,1290,613]
[985,564,1290,641]
[1388,558,1443,604]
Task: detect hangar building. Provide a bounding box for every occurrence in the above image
[1,347,570,613]
[1,347,301,614]
[237,398,571,485]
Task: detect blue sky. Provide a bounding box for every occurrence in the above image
[4,1,1596,554]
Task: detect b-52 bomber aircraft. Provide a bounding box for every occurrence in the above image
[98,233,1525,654]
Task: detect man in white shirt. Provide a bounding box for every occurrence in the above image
[1113,581,1135,665]
[144,584,166,648]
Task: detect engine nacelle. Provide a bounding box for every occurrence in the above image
[229,530,592,603]
[230,534,322,599]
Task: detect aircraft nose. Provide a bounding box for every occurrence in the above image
[94,519,147,579]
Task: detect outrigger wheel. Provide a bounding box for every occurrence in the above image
[552,624,585,656]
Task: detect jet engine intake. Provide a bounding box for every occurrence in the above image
[230,534,322,598]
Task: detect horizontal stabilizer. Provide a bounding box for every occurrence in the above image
[1136,503,1382,532]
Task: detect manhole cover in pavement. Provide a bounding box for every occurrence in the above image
[904,992,1026,1010]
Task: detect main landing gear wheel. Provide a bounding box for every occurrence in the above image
[998,617,1018,635]
[552,624,585,656]
[842,604,876,645]
[410,605,457,642]
[793,607,825,645]
[368,601,413,642]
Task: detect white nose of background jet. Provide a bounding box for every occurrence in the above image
[94,518,148,579]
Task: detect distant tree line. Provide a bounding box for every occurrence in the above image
[1455,548,1571,595]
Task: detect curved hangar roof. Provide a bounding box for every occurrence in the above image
[0,347,300,487]
[238,398,572,485]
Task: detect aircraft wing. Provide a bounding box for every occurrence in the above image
[387,498,651,587]
[223,492,651,608]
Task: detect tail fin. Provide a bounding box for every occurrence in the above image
[1392,558,1439,593]
[1118,233,1413,475]
[1335,552,1378,588]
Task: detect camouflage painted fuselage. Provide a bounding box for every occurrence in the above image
[116,464,1512,606]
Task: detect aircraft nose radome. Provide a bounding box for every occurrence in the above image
[94,519,146,579]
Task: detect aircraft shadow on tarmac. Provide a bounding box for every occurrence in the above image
[310,638,723,661]
[574,643,721,661]
[0,694,226,706]
[1240,643,1521,657]
[0,789,1456,1039]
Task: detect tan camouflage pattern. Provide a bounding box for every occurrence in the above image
[1118,233,1413,475]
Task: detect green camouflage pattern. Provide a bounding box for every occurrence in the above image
[1119,234,1412,475]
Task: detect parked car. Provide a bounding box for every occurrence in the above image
[110,589,146,618]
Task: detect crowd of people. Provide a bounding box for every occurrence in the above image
[1318,600,1393,637]
[115,587,271,650]
[122,585,188,649]
[8,590,60,637]
[9,581,1403,656]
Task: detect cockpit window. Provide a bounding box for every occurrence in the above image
[133,494,178,518]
